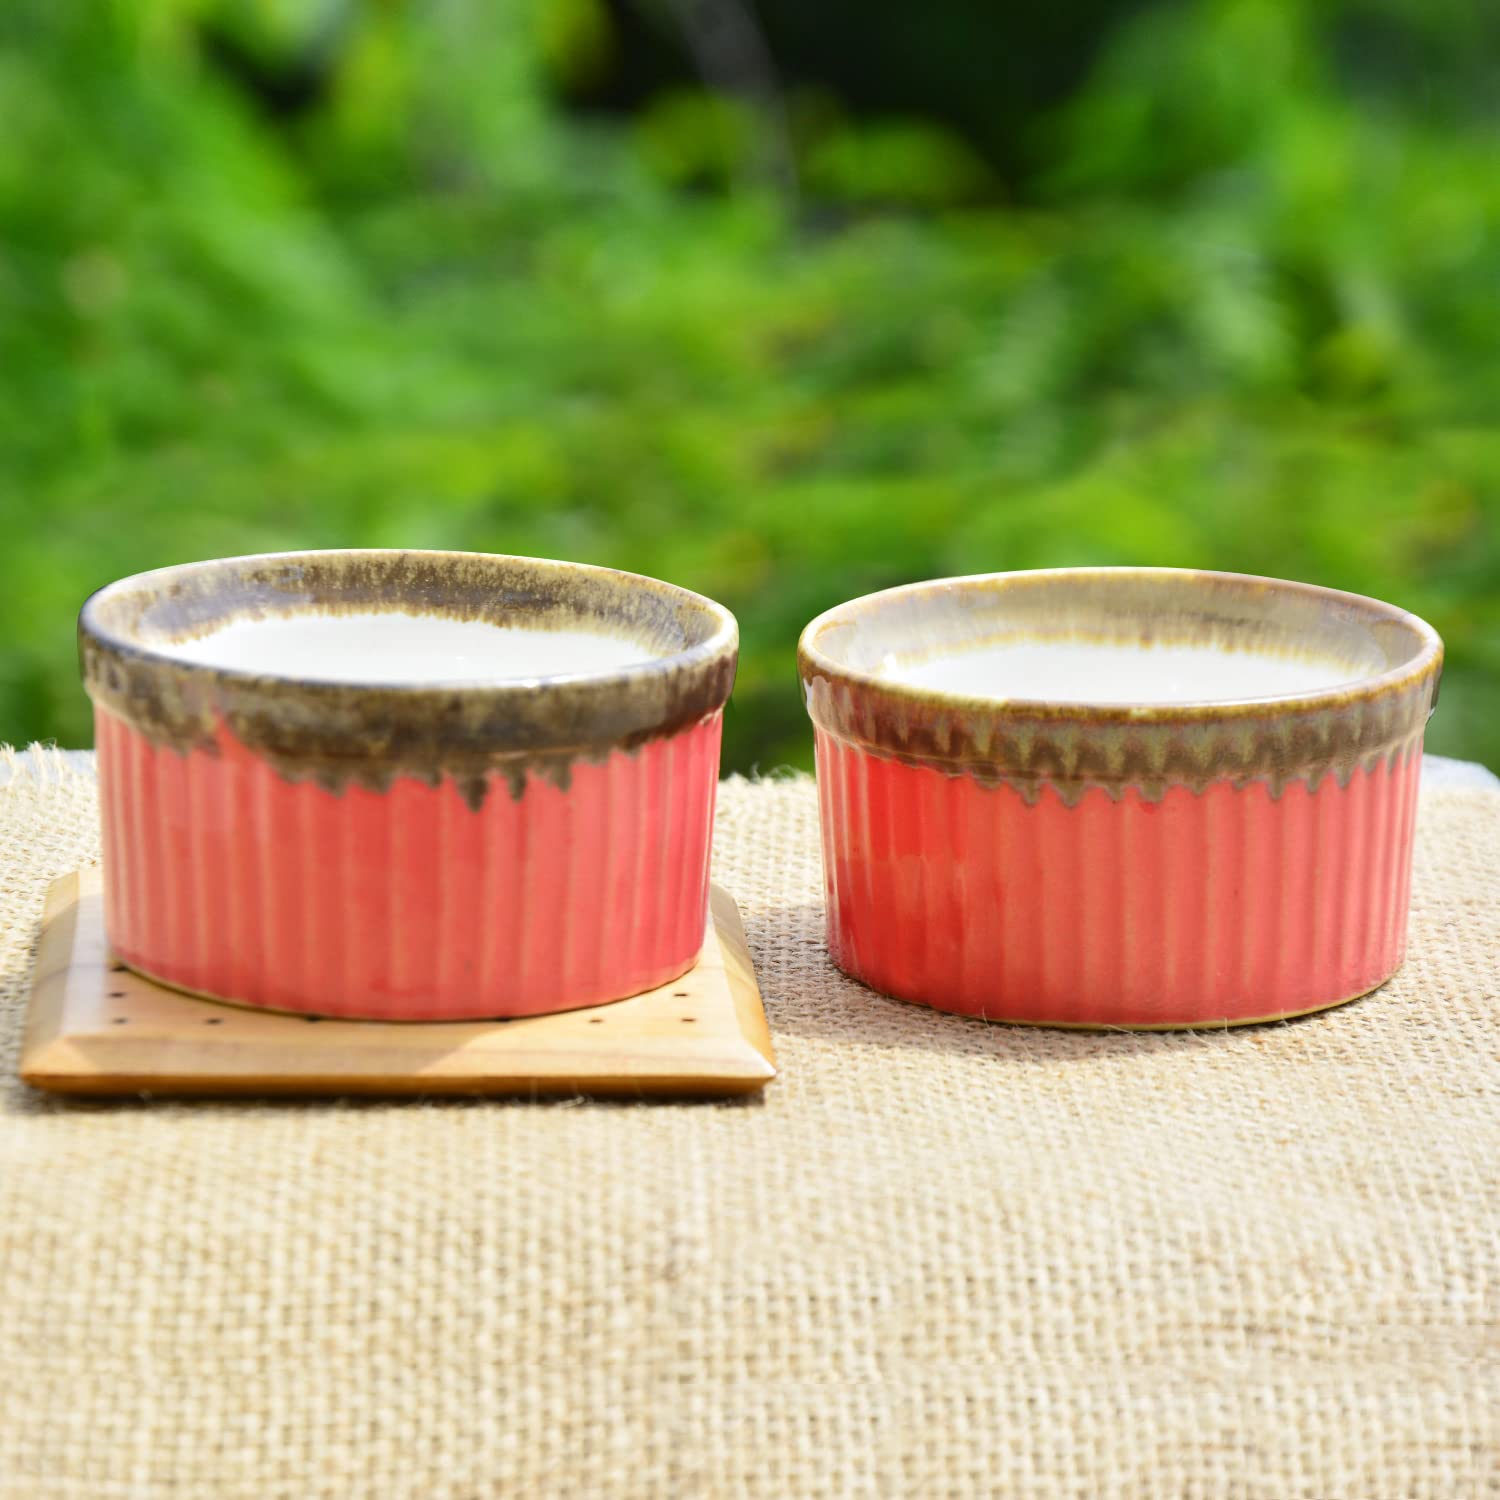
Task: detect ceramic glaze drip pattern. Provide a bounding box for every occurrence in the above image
[80,550,738,803]
[800,568,1441,1027]
[80,550,737,1020]
[802,670,1435,805]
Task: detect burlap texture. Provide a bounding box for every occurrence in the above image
[1,745,1496,1499]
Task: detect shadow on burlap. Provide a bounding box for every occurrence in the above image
[1,746,1497,1499]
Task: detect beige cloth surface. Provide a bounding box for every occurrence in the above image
[1,744,1497,1499]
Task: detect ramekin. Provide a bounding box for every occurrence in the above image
[799,568,1443,1029]
[81,550,737,1020]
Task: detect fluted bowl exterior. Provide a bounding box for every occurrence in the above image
[82,551,737,1020]
[800,568,1441,1029]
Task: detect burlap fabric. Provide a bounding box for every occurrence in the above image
[1,745,1496,1499]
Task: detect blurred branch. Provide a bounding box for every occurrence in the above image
[635,0,798,197]
[197,0,357,119]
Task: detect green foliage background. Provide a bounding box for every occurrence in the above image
[1,0,1496,772]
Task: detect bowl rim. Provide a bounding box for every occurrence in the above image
[80,550,738,795]
[798,566,1443,725]
[81,547,738,695]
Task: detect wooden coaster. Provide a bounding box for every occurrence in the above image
[20,867,776,1099]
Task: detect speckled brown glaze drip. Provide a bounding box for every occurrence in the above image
[799,568,1442,805]
[81,551,738,805]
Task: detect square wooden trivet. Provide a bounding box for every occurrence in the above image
[21,867,776,1099]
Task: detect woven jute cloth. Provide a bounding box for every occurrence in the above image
[1,746,1497,1499]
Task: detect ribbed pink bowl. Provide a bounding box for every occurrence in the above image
[81,551,737,1020]
[799,568,1443,1029]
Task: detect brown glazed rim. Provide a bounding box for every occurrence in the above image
[81,550,738,804]
[798,567,1443,800]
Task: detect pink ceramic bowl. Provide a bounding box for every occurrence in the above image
[81,550,737,1020]
[799,568,1443,1029]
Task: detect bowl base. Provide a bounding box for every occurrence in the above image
[837,966,1396,1032]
